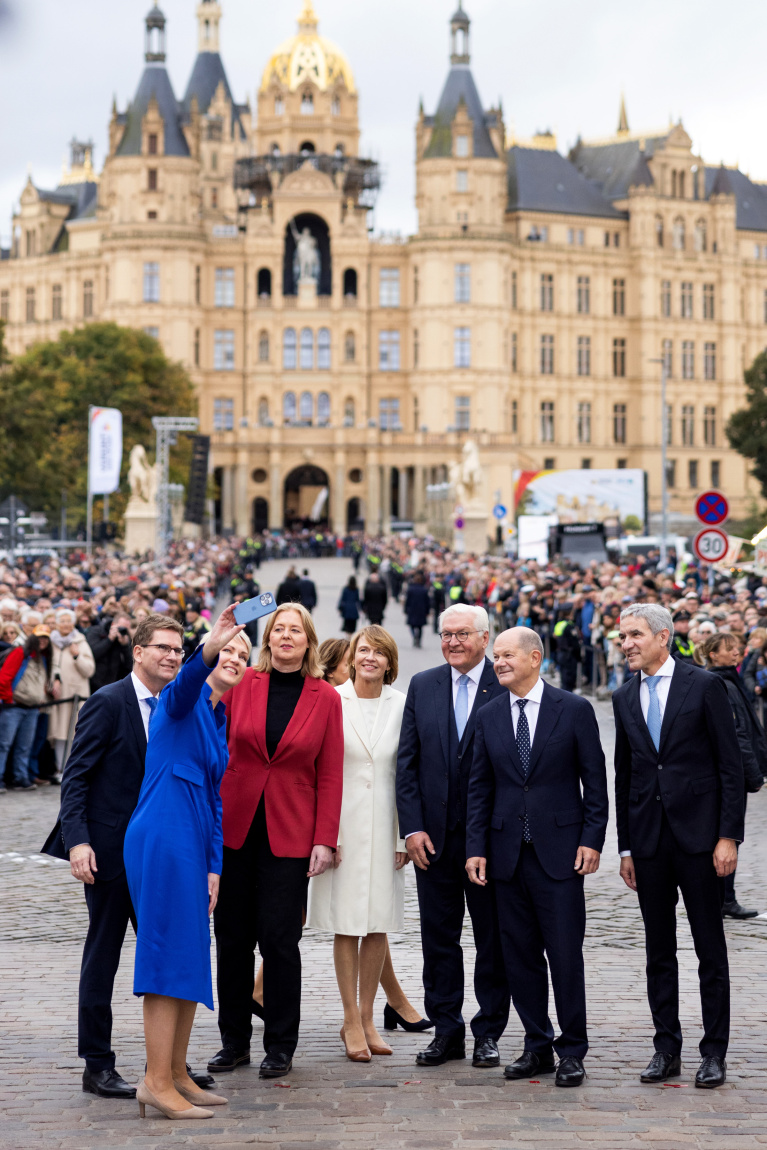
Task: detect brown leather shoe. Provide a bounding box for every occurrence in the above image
[340,1027,372,1063]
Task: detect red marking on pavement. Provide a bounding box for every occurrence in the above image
[403,1081,422,1085]
[662,1083,688,1088]
[529,1080,540,1084]
[272,1082,291,1088]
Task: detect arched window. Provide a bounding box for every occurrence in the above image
[258,397,269,425]
[301,92,314,115]
[257,267,272,297]
[673,217,685,251]
[343,268,358,297]
[300,391,313,422]
[258,330,269,362]
[334,143,345,158]
[271,143,280,156]
[344,397,355,426]
[283,391,296,423]
[344,331,356,362]
[331,96,340,116]
[274,97,284,116]
[317,391,331,425]
[695,218,707,252]
[317,328,331,369]
[283,327,297,369]
[655,215,664,248]
[299,140,315,155]
[300,327,314,370]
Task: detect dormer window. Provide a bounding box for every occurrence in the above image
[301,92,314,115]
[456,170,468,193]
[455,135,469,158]
[148,133,158,155]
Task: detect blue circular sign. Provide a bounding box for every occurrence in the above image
[493,504,507,520]
[695,490,728,526]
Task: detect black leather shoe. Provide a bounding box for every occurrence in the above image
[415,1035,466,1066]
[722,901,759,919]
[472,1037,500,1068]
[640,1052,681,1083]
[82,1067,136,1098]
[555,1057,585,1087]
[259,1051,292,1078]
[251,998,265,1021]
[695,1055,726,1088]
[188,1064,215,1089]
[504,1050,556,1080]
[207,1046,250,1073]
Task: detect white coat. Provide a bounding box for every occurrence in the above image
[307,678,406,936]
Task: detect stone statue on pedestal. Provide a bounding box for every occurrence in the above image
[449,439,484,509]
[290,218,319,284]
[124,444,159,555]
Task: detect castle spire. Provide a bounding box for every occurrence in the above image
[298,0,319,34]
[617,92,629,135]
[197,0,221,53]
[450,3,470,65]
[145,4,167,64]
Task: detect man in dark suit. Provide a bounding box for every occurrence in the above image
[43,614,213,1098]
[396,605,510,1068]
[298,568,318,613]
[614,603,743,1089]
[466,626,608,1087]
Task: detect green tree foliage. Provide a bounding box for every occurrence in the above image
[727,349,767,499]
[0,323,197,527]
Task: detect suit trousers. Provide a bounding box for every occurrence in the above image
[78,873,137,1071]
[415,822,509,1039]
[633,812,729,1058]
[214,799,309,1057]
[495,842,588,1059]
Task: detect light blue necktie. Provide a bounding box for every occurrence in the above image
[145,696,158,731]
[455,674,470,741]
[645,675,662,750]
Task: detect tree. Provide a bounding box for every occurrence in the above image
[727,349,767,499]
[0,323,197,529]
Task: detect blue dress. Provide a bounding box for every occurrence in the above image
[124,646,227,1009]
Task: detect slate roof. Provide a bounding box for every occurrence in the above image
[182,51,247,140]
[116,64,190,157]
[569,136,667,200]
[34,182,98,220]
[506,146,625,219]
[705,165,767,231]
[423,65,496,159]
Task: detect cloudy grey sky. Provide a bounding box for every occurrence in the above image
[0,0,764,245]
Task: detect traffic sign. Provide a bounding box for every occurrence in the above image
[493,504,507,520]
[692,527,728,563]
[695,490,729,526]
[454,517,465,530]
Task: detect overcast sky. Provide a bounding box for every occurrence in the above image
[1,0,765,245]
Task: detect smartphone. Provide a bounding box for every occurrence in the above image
[233,592,278,626]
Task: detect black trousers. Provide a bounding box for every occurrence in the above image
[495,843,588,1059]
[214,800,309,1057]
[78,873,136,1071]
[415,823,510,1040]
[633,813,729,1058]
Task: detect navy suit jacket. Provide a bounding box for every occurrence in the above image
[396,656,506,861]
[466,682,609,881]
[41,675,147,881]
[613,660,744,858]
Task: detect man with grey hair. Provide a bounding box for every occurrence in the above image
[397,603,510,1069]
[614,602,743,1089]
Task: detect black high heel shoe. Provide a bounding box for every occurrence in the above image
[383,1003,433,1033]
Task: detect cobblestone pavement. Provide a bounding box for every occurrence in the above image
[2,557,767,1148]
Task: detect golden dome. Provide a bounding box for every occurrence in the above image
[260,1,356,94]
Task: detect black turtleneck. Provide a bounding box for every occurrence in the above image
[265,667,305,759]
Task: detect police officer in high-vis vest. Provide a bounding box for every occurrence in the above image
[670,608,696,665]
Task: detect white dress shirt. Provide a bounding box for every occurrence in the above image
[620,655,676,858]
[131,672,159,740]
[509,676,545,746]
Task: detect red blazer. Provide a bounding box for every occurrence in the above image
[221,670,343,857]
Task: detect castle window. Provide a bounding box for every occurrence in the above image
[379,331,400,371]
[299,141,315,155]
[577,336,591,376]
[673,217,685,251]
[301,92,314,115]
[379,397,401,430]
[144,326,159,340]
[213,398,234,431]
[455,396,471,431]
[143,262,160,303]
[454,327,471,368]
[83,280,94,318]
[299,391,313,422]
[258,398,269,425]
[344,398,355,425]
[51,284,62,321]
[317,392,331,425]
[662,339,673,377]
[540,334,554,374]
[511,271,517,309]
[612,337,626,377]
[576,275,590,314]
[195,265,201,305]
[300,327,314,370]
[711,460,720,486]
[275,97,285,116]
[211,187,218,209]
[343,268,358,298]
[148,133,158,155]
[25,287,36,323]
[695,219,707,252]
[540,401,555,443]
[656,215,664,247]
[454,263,471,303]
[193,328,200,366]
[215,267,235,308]
[682,341,695,380]
[577,402,591,444]
[317,327,331,369]
[703,283,715,320]
[211,152,218,172]
[0,290,8,321]
[456,170,468,193]
[681,405,695,446]
[661,280,671,318]
[258,330,269,362]
[704,342,716,381]
[613,403,627,444]
[283,327,297,370]
[688,460,698,489]
[380,268,400,307]
[540,273,553,312]
[413,328,419,367]
[344,330,356,362]
[704,406,717,446]
[331,96,340,116]
[147,211,157,220]
[612,278,625,316]
[511,399,518,434]
[148,168,158,191]
[511,332,517,372]
[283,392,297,423]
[681,282,693,319]
[455,135,469,158]
[257,267,272,298]
[214,330,235,371]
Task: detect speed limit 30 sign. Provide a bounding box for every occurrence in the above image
[692,527,728,563]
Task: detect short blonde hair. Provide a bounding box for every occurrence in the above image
[348,625,399,685]
[256,602,323,678]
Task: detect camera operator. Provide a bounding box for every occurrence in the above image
[85,612,133,692]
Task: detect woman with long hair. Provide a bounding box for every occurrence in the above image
[211,603,343,1080]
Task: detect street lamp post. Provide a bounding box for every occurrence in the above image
[648,356,669,569]
[152,416,199,557]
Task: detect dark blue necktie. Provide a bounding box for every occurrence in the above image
[516,699,532,843]
[145,696,158,730]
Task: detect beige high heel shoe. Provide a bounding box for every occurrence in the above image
[136,1079,213,1120]
[174,1081,228,1106]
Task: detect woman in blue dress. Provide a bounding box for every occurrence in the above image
[124,605,249,1121]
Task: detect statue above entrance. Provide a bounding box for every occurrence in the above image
[449,439,484,510]
[290,217,320,284]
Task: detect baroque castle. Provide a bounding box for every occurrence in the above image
[1,1,765,537]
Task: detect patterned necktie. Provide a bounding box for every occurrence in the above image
[455,674,470,741]
[645,675,662,751]
[145,696,158,731]
[516,699,532,843]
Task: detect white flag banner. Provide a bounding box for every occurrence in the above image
[89,407,123,495]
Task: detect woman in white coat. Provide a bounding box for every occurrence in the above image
[48,609,95,772]
[307,625,409,1062]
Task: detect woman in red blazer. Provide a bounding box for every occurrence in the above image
[209,603,343,1081]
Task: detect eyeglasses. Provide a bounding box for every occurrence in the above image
[141,643,185,659]
[440,629,481,643]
